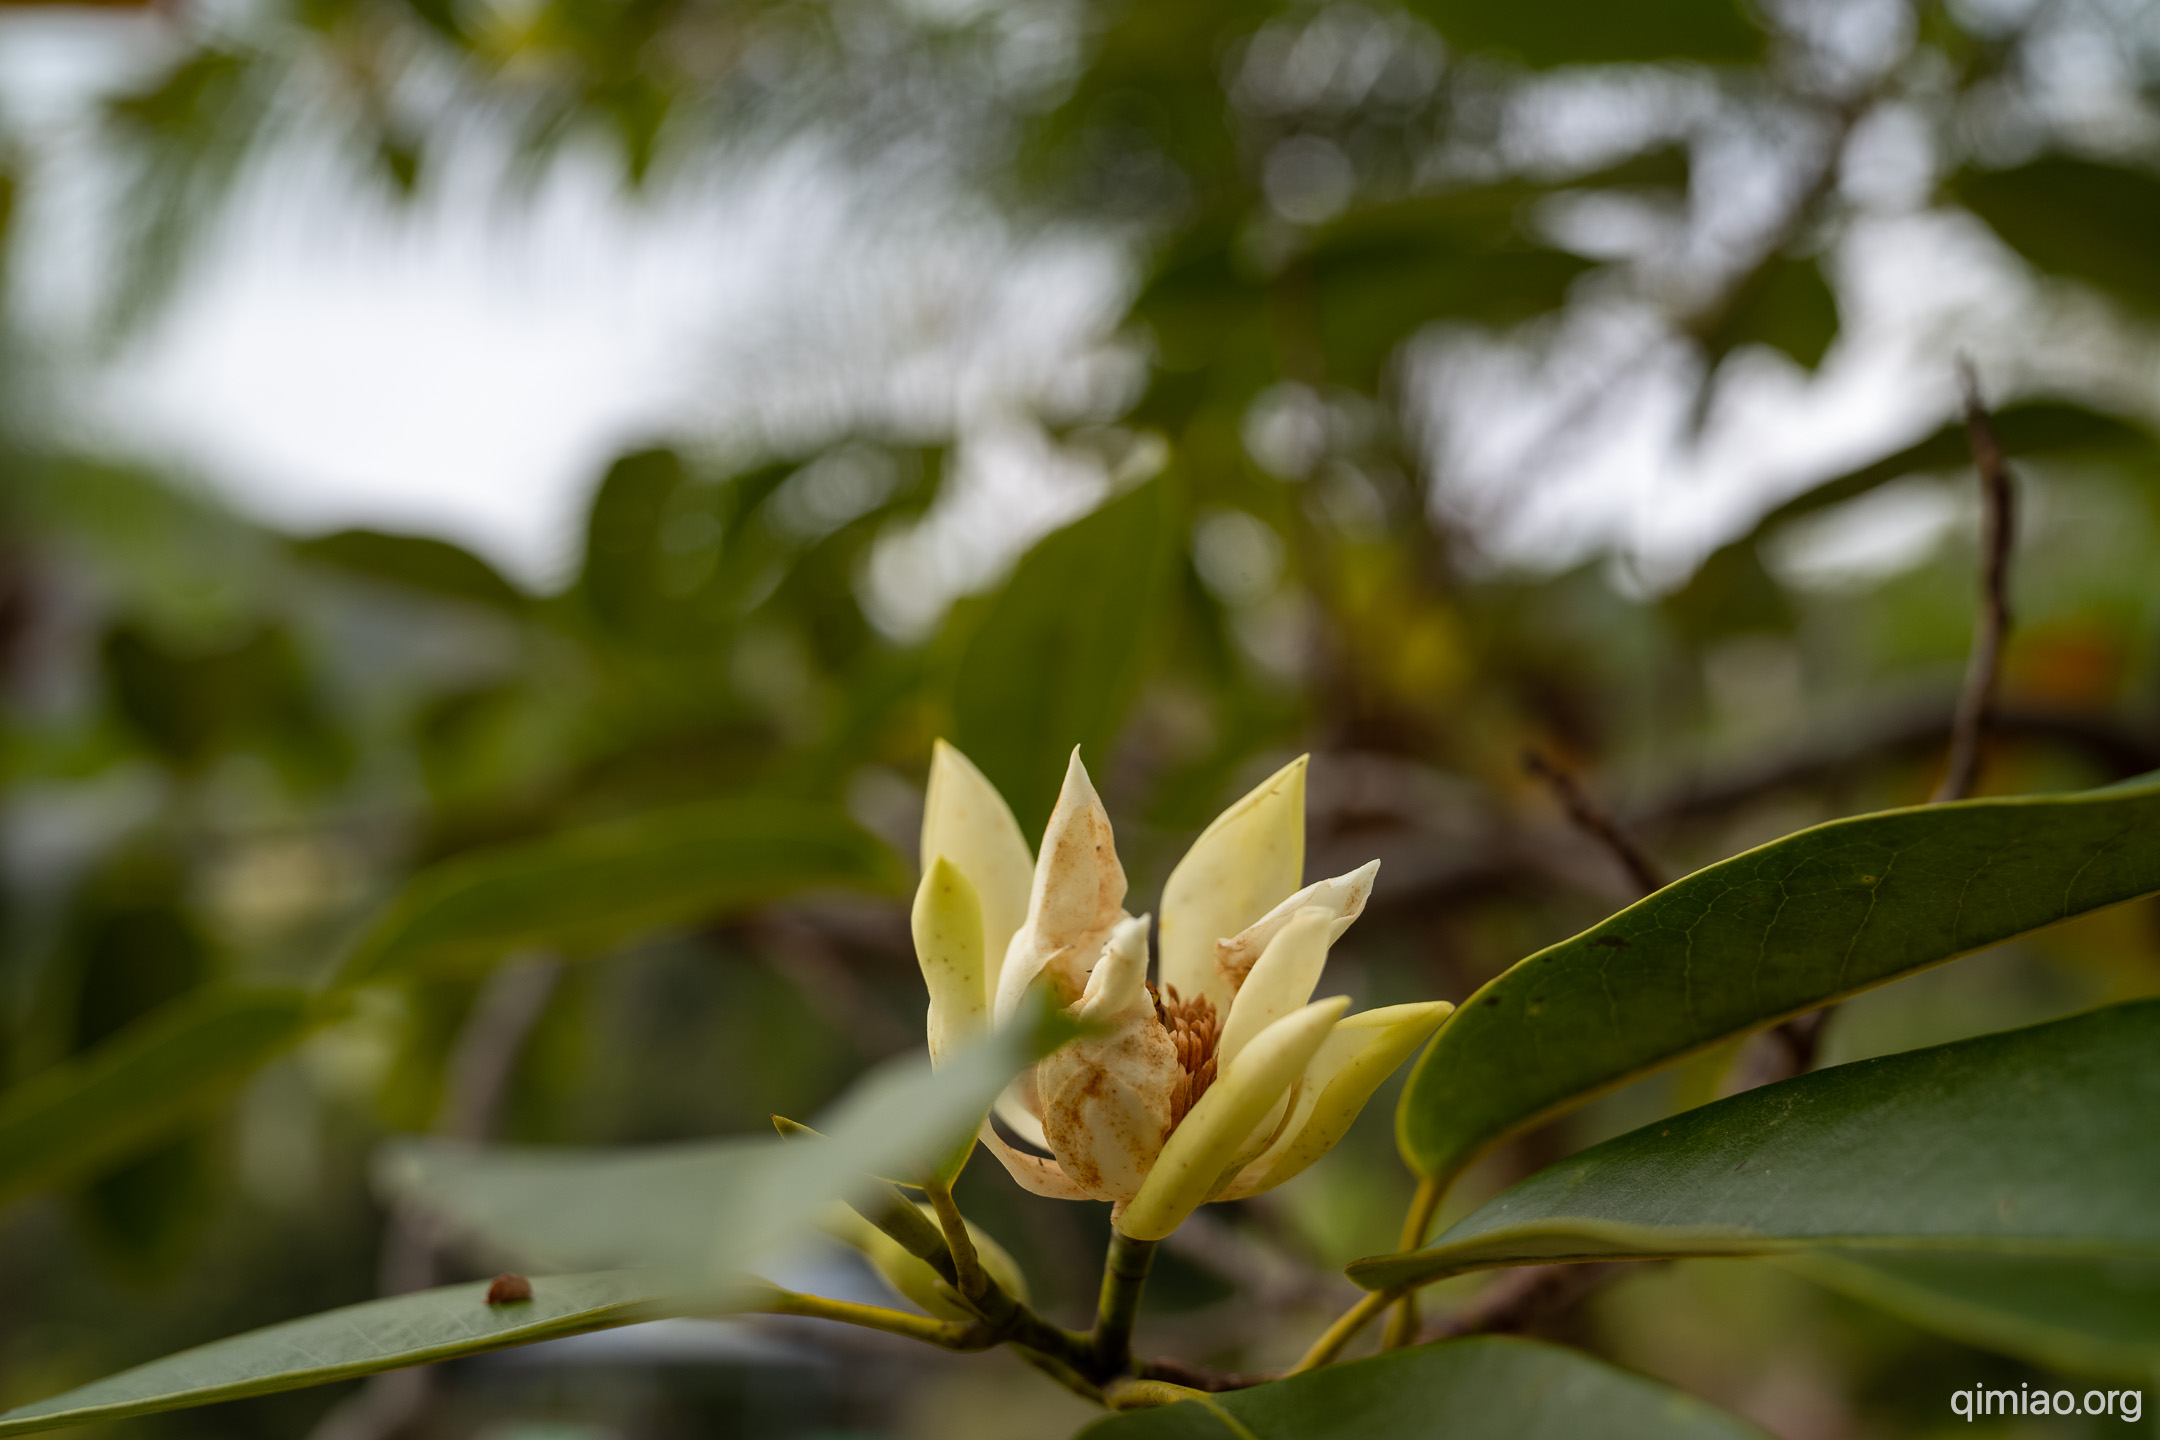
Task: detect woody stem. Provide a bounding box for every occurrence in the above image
[1090,1230,1159,1379]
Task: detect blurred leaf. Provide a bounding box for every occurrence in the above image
[102,621,347,782]
[338,797,907,985]
[0,1271,674,1437]
[1699,255,1838,371]
[1308,200,1595,386]
[1952,157,2160,315]
[100,47,276,336]
[379,1005,1078,1278]
[0,989,322,1214]
[950,480,1174,836]
[1141,165,1654,389]
[580,446,695,641]
[1670,397,2159,636]
[1780,1250,2160,1381]
[1401,0,1762,66]
[1360,1000,2160,1290]
[71,1132,216,1279]
[294,528,525,610]
[59,846,213,1053]
[1662,541,1793,642]
[1395,772,2160,1187]
[1075,1336,1769,1438]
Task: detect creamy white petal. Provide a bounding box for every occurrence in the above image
[911,856,987,1066]
[1214,860,1379,997]
[1218,1001,1452,1200]
[1115,996,1349,1241]
[993,1082,1049,1149]
[977,1120,1093,1200]
[994,750,1130,1026]
[1158,756,1307,1010]
[921,740,1035,1005]
[1076,915,1152,1024]
[1036,918,1179,1202]
[1215,905,1333,1072]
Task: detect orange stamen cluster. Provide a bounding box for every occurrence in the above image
[1152,983,1220,1127]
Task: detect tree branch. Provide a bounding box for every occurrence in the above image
[1933,362,2018,804]
[1522,749,1666,895]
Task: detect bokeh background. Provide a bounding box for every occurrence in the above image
[2,0,2159,1434]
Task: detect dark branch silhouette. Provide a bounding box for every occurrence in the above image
[1934,362,2018,804]
[1521,749,1666,896]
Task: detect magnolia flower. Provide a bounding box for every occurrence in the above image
[912,741,1452,1242]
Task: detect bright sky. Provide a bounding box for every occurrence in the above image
[1,8,2080,604]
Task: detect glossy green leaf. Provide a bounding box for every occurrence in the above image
[338,797,907,985]
[1074,1336,1769,1439]
[380,1002,1078,1280]
[1403,0,1762,66]
[1361,1000,2160,1290]
[293,528,526,610]
[0,1271,672,1436]
[1396,774,2160,1187]
[0,988,323,1213]
[1779,1250,2160,1382]
[950,480,1173,836]
[1953,158,2160,316]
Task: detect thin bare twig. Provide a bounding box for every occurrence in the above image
[306,956,563,1440]
[1933,362,2018,804]
[1522,750,1666,895]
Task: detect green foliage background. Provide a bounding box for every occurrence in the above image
[4,0,2160,1432]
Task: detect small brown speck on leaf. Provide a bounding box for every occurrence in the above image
[486,1273,534,1305]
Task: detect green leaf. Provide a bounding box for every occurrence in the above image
[337,797,907,985]
[1779,1251,2160,1382]
[293,528,526,610]
[1360,999,2160,1290]
[1308,203,1594,386]
[379,1004,1079,1280]
[1073,1336,1769,1438]
[1402,0,1763,66]
[950,481,1174,837]
[1699,255,1838,371]
[0,989,323,1213]
[1396,772,2160,1187]
[1669,398,2157,637]
[1952,158,2160,316]
[0,1271,672,1437]
[578,446,693,641]
[0,1011,1077,1435]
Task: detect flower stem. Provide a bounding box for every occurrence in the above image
[1090,1229,1159,1378]
[750,1287,995,1350]
[922,1174,989,1302]
[1381,1176,1443,1350]
[1289,1286,1399,1374]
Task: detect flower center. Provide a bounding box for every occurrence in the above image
[1151,983,1220,1127]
